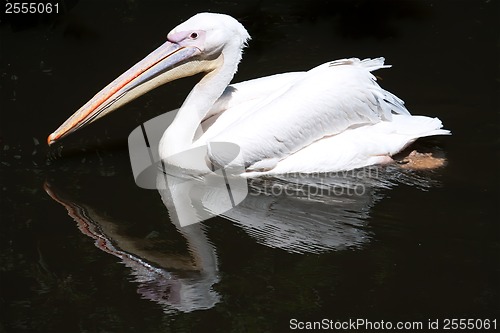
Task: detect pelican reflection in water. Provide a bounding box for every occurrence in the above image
[45,160,443,312]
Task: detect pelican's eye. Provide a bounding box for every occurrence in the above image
[190,32,198,39]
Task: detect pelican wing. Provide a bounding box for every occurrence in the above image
[196,72,306,138]
[206,58,409,171]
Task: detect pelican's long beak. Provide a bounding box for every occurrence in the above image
[47,41,203,145]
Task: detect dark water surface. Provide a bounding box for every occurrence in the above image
[1,1,499,332]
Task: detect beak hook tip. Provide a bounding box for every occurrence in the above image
[47,133,56,146]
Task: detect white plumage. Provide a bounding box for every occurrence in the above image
[48,13,450,176]
[158,14,449,175]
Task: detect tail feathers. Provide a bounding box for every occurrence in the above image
[417,128,451,138]
[392,115,451,138]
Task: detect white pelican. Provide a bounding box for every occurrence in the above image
[48,13,450,176]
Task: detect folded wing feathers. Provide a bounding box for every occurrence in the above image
[331,57,410,119]
[208,57,412,170]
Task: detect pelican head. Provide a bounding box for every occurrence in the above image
[47,13,250,145]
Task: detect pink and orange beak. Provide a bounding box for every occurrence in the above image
[47,40,202,145]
